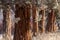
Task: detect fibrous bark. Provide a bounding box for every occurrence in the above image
[32,5,39,35]
[13,3,32,40]
[46,9,57,32]
[3,5,12,40]
[41,10,45,33]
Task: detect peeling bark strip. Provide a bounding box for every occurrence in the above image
[3,5,12,40]
[46,9,57,32]
[46,9,54,32]
[51,9,58,32]
[41,10,45,33]
[24,4,32,40]
[14,3,32,40]
[32,5,38,35]
[51,10,55,32]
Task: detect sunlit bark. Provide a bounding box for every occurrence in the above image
[3,5,12,40]
[41,10,45,33]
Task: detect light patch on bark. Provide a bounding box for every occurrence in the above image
[25,1,31,4]
[14,17,20,23]
[35,10,42,22]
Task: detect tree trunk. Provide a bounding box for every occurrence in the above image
[46,9,57,32]
[53,10,58,32]
[41,10,45,33]
[3,5,12,40]
[13,3,32,40]
[32,5,38,35]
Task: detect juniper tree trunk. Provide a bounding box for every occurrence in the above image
[52,10,58,32]
[46,9,57,32]
[13,3,32,40]
[51,9,55,32]
[32,5,38,35]
[3,5,12,40]
[41,10,45,33]
[53,13,56,32]
[46,9,53,32]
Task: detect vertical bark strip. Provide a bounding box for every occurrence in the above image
[52,10,58,32]
[46,9,57,32]
[24,4,32,40]
[32,5,38,35]
[13,4,24,40]
[14,3,32,40]
[41,10,45,33]
[46,9,53,32]
[3,5,12,40]
[51,9,54,32]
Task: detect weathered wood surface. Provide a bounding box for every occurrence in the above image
[3,5,12,40]
[46,9,58,32]
[32,5,39,35]
[41,10,45,33]
[13,3,32,40]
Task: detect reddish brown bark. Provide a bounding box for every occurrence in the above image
[41,10,45,33]
[53,10,58,32]
[46,9,57,32]
[13,3,32,40]
[32,5,38,35]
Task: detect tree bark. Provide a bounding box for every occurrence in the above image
[46,9,57,32]
[41,10,45,33]
[13,3,32,40]
[32,5,38,35]
[53,10,58,32]
[3,5,12,40]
